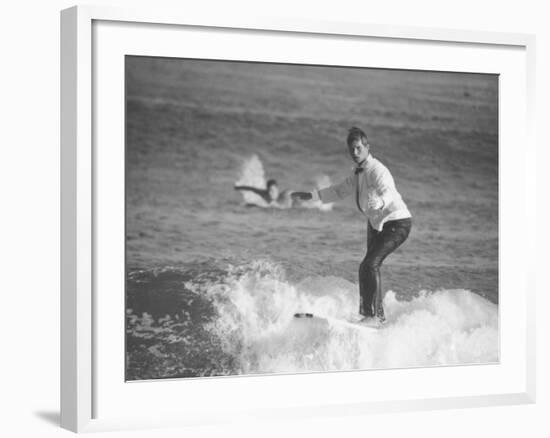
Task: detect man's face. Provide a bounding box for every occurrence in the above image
[348,138,369,164]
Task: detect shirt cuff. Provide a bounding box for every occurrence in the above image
[310,190,320,202]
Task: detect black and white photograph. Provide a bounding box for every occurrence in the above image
[125,56,499,381]
[4,0,548,435]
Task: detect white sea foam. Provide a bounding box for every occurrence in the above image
[203,260,499,375]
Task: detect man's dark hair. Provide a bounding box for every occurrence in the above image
[267,179,278,188]
[347,127,368,146]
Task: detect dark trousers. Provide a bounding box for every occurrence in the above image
[359,218,412,320]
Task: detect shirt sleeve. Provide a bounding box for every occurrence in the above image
[318,174,355,203]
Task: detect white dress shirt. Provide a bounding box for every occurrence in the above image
[312,154,411,231]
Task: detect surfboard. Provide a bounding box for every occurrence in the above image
[293,313,379,332]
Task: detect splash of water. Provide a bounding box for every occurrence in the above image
[202,260,499,374]
[234,154,269,206]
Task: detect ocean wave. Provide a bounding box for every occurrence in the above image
[126,259,498,380]
[199,260,498,374]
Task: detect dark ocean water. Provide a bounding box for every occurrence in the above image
[125,57,499,380]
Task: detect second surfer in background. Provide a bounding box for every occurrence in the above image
[291,127,412,326]
[234,179,293,209]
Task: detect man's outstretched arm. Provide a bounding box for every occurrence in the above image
[291,173,356,203]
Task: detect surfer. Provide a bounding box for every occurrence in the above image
[234,179,293,208]
[291,127,412,325]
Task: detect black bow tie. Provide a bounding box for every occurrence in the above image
[355,167,365,175]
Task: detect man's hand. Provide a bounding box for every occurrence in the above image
[291,191,313,201]
[366,194,384,210]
